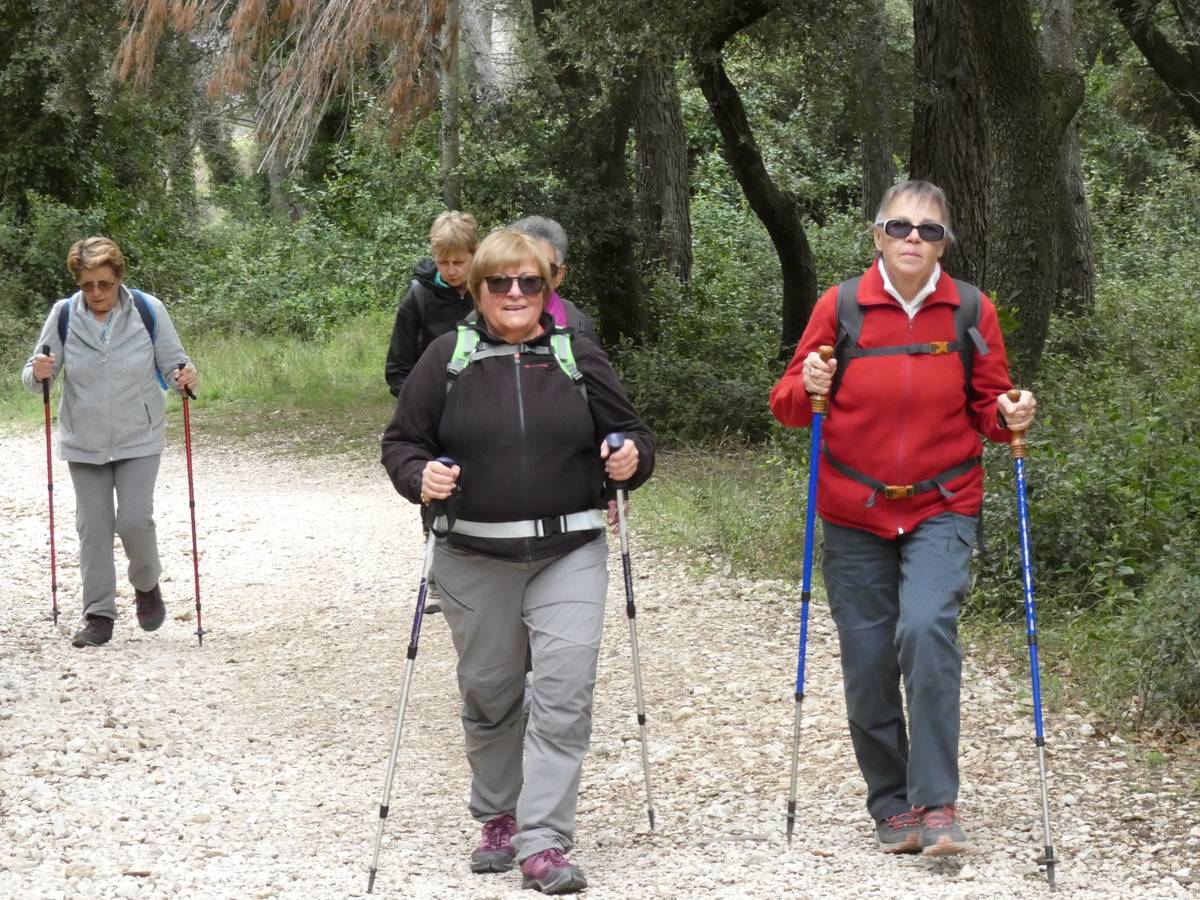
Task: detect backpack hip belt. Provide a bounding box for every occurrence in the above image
[822,445,981,509]
[433,509,605,539]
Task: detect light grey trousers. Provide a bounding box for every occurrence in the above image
[68,455,163,620]
[433,535,608,862]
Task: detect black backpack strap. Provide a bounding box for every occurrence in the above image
[57,298,71,344]
[828,277,863,404]
[951,279,988,398]
[129,289,158,340]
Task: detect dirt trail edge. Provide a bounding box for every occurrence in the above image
[2,430,1197,899]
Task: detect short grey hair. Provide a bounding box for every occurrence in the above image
[873,180,956,242]
[510,216,569,264]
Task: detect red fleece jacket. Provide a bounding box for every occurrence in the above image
[770,262,1015,539]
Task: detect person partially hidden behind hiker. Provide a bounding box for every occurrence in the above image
[21,236,198,648]
[770,180,1036,856]
[381,229,653,894]
[384,209,478,399]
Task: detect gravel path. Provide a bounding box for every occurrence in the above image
[2,426,1198,899]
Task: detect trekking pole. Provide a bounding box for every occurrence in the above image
[1007,389,1057,890]
[40,344,59,626]
[786,345,833,845]
[177,363,203,646]
[605,432,656,832]
[367,457,457,894]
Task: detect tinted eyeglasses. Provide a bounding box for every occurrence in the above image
[483,275,546,296]
[79,279,116,294]
[878,219,947,242]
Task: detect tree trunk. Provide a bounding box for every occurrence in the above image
[1041,0,1095,317]
[692,39,816,358]
[910,0,989,285]
[965,0,1083,380]
[857,0,895,221]
[635,54,693,282]
[440,0,463,211]
[531,0,645,346]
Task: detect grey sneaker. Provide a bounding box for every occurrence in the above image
[875,809,922,853]
[520,848,587,894]
[470,813,517,874]
[424,578,442,616]
[918,804,969,856]
[72,615,113,647]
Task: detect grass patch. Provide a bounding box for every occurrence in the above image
[1,310,398,456]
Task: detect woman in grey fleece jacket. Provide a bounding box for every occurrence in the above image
[21,236,198,649]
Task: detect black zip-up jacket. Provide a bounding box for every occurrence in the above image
[381,314,654,562]
[385,259,474,397]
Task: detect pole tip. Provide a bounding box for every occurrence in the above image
[367,868,376,893]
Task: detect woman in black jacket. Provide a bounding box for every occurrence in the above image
[381,229,653,895]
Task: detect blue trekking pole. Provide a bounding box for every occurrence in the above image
[367,457,457,894]
[39,344,60,626]
[606,432,656,832]
[786,345,833,845]
[1007,389,1057,890]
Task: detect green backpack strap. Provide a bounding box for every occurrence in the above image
[549,328,587,402]
[445,324,587,402]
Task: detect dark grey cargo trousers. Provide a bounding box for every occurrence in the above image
[821,512,977,821]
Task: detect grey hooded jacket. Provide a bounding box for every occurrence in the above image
[21,286,193,464]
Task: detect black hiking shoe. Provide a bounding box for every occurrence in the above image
[72,615,113,647]
[424,577,442,616]
[875,809,922,853]
[918,804,970,856]
[134,584,166,632]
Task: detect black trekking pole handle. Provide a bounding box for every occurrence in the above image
[40,344,52,400]
[605,432,628,488]
[176,362,196,400]
[424,456,459,536]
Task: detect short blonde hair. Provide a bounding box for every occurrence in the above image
[66,236,126,279]
[429,210,478,256]
[467,230,552,314]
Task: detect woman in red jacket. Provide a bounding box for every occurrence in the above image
[770,180,1036,857]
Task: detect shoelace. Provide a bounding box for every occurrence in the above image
[480,816,514,849]
[885,810,921,830]
[530,848,569,871]
[920,806,958,829]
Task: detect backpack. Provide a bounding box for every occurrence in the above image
[57,289,170,389]
[828,276,989,405]
[445,323,587,403]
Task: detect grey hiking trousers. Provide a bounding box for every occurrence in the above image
[68,455,163,621]
[434,534,608,861]
[821,512,977,822]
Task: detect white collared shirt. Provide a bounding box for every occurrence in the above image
[878,258,941,320]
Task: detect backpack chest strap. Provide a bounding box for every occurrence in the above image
[842,340,963,359]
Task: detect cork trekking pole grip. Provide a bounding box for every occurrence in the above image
[809,345,835,415]
[1007,389,1027,459]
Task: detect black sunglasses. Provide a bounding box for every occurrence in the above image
[483,274,546,296]
[879,219,947,242]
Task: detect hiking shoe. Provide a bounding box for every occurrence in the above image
[918,804,970,856]
[520,848,587,894]
[470,814,517,874]
[72,615,113,647]
[875,809,922,853]
[134,584,166,632]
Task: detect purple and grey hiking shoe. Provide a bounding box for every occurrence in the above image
[875,809,922,853]
[520,848,587,894]
[917,804,970,856]
[470,814,517,873]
